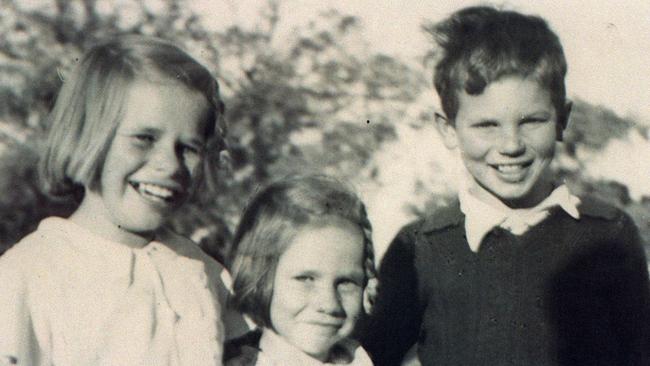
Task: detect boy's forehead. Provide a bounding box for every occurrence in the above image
[455,76,554,120]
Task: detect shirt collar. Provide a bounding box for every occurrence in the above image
[459,183,581,253]
[38,217,181,256]
[258,329,372,366]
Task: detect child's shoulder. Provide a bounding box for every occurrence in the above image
[1,217,70,262]
[0,217,73,283]
[159,228,225,267]
[575,195,640,239]
[157,228,236,299]
[576,195,623,221]
[399,201,464,238]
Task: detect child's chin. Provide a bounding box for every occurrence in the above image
[294,336,338,355]
[300,344,335,361]
[121,215,167,234]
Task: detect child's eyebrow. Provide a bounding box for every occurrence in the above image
[522,111,552,118]
[338,269,365,280]
[118,126,161,135]
[293,269,320,276]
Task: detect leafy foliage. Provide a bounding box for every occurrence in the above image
[0,0,421,260]
[1,0,647,262]
[562,99,637,155]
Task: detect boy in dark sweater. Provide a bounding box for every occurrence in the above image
[361,6,650,366]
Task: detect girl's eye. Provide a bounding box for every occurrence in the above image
[520,117,550,131]
[337,278,362,292]
[294,275,315,283]
[133,134,155,144]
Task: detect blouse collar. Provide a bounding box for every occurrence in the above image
[258,329,373,366]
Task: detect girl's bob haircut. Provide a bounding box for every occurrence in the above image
[40,35,226,197]
[229,175,376,328]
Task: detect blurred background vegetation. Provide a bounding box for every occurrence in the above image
[1,0,648,264]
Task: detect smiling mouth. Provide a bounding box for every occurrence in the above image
[130,182,181,204]
[305,320,345,332]
[490,162,532,180]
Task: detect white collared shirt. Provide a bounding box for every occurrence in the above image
[459,184,581,253]
[256,329,373,366]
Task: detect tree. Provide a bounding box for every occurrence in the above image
[0,0,227,254]
[0,0,424,262]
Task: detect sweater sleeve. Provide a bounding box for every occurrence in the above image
[0,249,42,366]
[359,225,424,366]
[610,213,650,365]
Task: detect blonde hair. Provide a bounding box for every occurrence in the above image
[40,35,225,197]
[230,175,377,328]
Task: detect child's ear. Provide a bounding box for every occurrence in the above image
[363,277,378,315]
[556,101,572,141]
[435,112,458,149]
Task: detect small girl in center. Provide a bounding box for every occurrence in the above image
[225,175,376,366]
[0,35,247,365]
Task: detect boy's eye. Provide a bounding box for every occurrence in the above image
[520,117,549,125]
[472,120,499,129]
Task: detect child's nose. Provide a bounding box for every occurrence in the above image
[498,129,525,156]
[313,285,344,316]
[151,143,183,174]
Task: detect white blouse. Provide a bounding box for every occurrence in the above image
[255,329,373,366]
[0,217,245,366]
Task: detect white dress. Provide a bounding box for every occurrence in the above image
[0,217,244,366]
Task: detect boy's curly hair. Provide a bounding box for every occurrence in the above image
[429,6,567,123]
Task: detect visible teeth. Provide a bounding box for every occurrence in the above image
[497,164,523,173]
[138,183,174,199]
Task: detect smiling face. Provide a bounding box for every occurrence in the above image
[269,220,365,362]
[437,76,568,208]
[77,79,210,245]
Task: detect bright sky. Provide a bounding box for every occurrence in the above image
[193,1,650,253]
[197,0,650,124]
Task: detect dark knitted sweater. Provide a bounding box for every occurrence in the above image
[360,197,650,366]
[224,330,262,366]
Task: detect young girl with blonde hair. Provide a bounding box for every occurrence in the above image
[0,35,245,365]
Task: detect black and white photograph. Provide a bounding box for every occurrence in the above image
[1,1,649,365]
